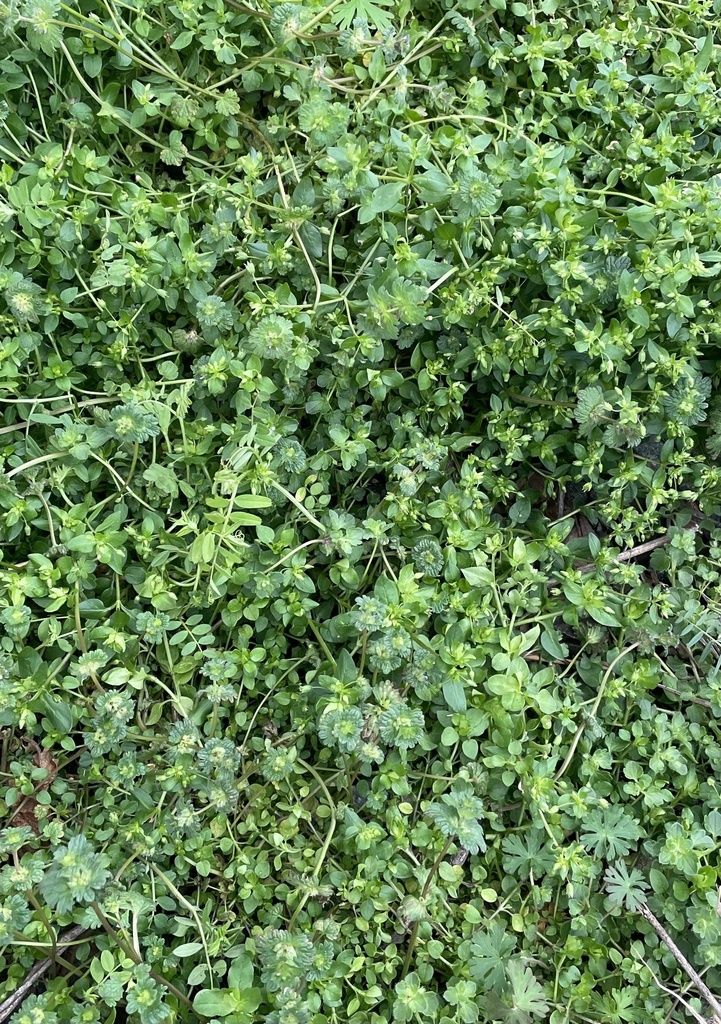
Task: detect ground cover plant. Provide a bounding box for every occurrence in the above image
[2,0,721,1021]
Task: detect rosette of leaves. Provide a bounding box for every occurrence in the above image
[665,374,712,427]
[19,0,63,53]
[83,692,134,756]
[106,403,161,445]
[270,3,308,44]
[451,168,500,218]
[273,437,307,473]
[261,744,297,782]
[378,703,425,750]
[0,606,31,642]
[317,706,364,753]
[197,737,240,779]
[0,894,31,944]
[125,967,168,1024]
[594,254,632,307]
[256,929,315,991]
[3,276,45,323]
[297,98,350,148]
[246,314,296,360]
[195,294,234,336]
[39,835,109,913]
[574,386,647,448]
[393,973,439,1022]
[411,537,444,577]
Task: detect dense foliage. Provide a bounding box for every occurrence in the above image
[1,0,721,1021]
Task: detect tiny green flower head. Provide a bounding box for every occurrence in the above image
[246,314,295,360]
[261,745,297,782]
[273,437,307,473]
[358,740,384,764]
[317,706,364,753]
[198,737,240,778]
[298,98,350,147]
[135,611,171,644]
[196,294,234,333]
[412,537,444,577]
[108,402,160,444]
[378,704,425,750]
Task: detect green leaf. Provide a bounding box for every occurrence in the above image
[370,183,404,214]
[227,954,254,989]
[359,182,405,222]
[443,679,467,712]
[235,989,262,1014]
[234,494,273,508]
[171,30,195,48]
[505,960,549,1020]
[41,695,74,733]
[190,532,216,565]
[174,941,203,957]
[143,462,179,498]
[414,169,452,203]
[333,0,393,31]
[192,990,238,1017]
[625,206,657,239]
[461,566,494,586]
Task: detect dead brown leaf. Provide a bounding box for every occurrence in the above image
[10,739,58,835]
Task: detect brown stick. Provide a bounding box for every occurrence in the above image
[639,903,721,1023]
[0,925,86,1024]
[640,956,709,1024]
[575,525,699,574]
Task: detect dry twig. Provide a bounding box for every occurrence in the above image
[639,903,721,1024]
[0,925,86,1024]
[575,526,699,575]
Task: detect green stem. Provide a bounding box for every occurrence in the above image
[7,452,64,478]
[307,618,337,669]
[265,538,325,573]
[25,890,56,957]
[401,836,454,978]
[88,452,155,512]
[289,759,337,927]
[554,640,640,782]
[270,481,325,531]
[124,443,139,488]
[90,902,197,1013]
[507,390,574,409]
